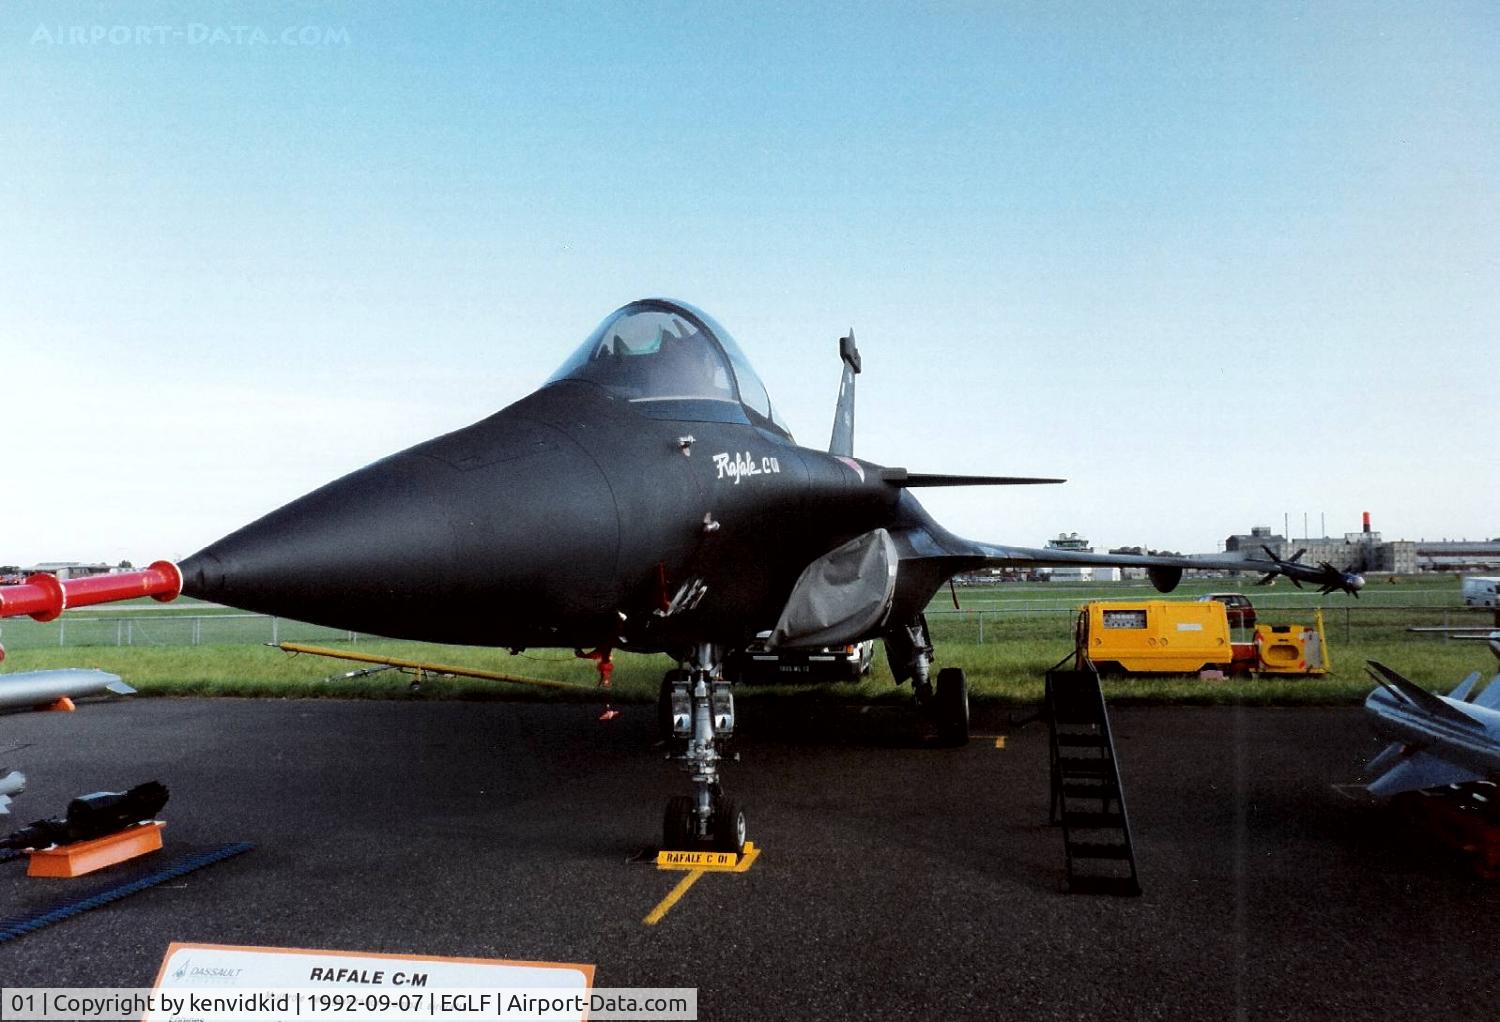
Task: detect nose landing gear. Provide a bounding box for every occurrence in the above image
[660,644,745,852]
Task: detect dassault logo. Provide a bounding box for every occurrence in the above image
[712,451,780,484]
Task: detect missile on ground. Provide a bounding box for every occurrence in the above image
[0,669,136,711]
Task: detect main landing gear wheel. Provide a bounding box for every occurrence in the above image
[934,666,970,746]
[663,795,695,850]
[713,798,746,853]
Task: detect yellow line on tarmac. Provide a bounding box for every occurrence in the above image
[643,869,705,926]
[732,844,761,872]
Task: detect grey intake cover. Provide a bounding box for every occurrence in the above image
[768,528,898,649]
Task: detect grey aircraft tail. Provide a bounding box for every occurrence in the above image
[1362,660,1500,796]
[828,331,861,458]
[1474,671,1500,711]
[1364,661,1481,728]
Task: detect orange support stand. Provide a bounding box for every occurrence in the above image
[27,822,165,878]
[40,697,76,713]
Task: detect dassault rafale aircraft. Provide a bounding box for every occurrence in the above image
[0,299,1364,852]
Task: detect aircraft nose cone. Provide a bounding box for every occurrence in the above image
[179,414,620,643]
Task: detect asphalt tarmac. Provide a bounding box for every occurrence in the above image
[1,694,1496,1020]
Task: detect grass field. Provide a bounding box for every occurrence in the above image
[2,576,1493,706]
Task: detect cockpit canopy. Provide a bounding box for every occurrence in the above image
[546,299,792,438]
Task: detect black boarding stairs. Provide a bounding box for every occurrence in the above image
[1046,655,1141,896]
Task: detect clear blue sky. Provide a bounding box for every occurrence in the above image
[2,1,1496,567]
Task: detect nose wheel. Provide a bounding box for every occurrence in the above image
[712,797,746,853]
[662,793,745,853]
[661,644,747,853]
[662,795,695,850]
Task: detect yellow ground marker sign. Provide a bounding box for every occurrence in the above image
[655,842,760,872]
[643,843,760,926]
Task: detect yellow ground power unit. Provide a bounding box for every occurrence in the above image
[1251,610,1331,675]
[1075,600,1235,674]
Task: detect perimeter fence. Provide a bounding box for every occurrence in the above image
[925,602,1492,647]
[0,585,1490,651]
[0,613,361,651]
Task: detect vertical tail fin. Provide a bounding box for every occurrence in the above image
[829,330,861,457]
[1450,670,1483,702]
[1366,661,1483,727]
[1474,673,1500,710]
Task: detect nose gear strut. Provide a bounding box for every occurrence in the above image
[661,643,745,852]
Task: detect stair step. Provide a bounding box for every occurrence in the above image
[1052,713,1107,728]
[1057,756,1110,776]
[1056,733,1107,748]
[1067,841,1133,861]
[1062,811,1124,829]
[1061,781,1119,799]
[1066,874,1141,897]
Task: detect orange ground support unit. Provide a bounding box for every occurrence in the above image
[27,821,165,878]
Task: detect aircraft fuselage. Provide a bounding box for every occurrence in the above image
[178,381,903,652]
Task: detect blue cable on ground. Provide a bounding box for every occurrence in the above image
[0,842,254,943]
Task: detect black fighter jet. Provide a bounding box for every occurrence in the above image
[1,299,1363,851]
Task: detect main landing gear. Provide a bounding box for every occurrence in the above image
[914,659,970,747]
[659,643,746,852]
[892,615,969,746]
[932,667,970,746]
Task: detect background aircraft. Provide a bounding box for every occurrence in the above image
[0,299,1363,851]
[1364,661,1500,796]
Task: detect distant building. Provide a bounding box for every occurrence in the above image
[1107,546,1148,580]
[1376,542,1420,574]
[1221,520,1484,575]
[1223,525,1283,554]
[23,562,114,580]
[1222,528,1372,572]
[1045,532,1094,582]
[1413,540,1500,573]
